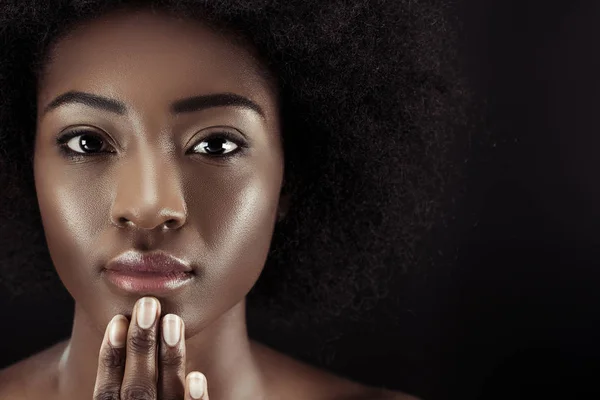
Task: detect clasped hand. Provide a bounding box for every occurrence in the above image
[93,297,209,399]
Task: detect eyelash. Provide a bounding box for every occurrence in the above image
[55,129,249,160]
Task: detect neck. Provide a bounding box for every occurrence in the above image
[57,299,267,399]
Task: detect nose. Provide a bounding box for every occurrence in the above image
[110,151,187,231]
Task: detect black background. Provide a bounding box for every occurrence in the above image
[2,1,600,399]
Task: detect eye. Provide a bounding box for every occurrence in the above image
[191,136,240,156]
[58,130,113,154]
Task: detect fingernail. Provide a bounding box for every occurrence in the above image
[136,297,158,329]
[108,315,128,348]
[162,314,181,347]
[188,372,205,399]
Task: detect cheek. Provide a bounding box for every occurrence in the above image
[187,166,281,301]
[33,152,111,288]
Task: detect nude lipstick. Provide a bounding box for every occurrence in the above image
[103,250,193,294]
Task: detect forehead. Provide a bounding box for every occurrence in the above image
[37,10,277,117]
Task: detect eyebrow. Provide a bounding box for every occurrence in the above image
[42,91,265,118]
[44,91,126,115]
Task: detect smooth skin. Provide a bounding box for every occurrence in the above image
[0,9,417,400]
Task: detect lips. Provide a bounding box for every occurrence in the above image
[106,250,192,273]
[103,250,194,294]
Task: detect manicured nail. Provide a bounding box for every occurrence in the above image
[136,297,158,329]
[188,372,205,399]
[108,315,128,348]
[162,314,181,347]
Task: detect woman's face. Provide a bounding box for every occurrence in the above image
[34,10,283,335]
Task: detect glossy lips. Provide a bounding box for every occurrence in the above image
[103,250,194,294]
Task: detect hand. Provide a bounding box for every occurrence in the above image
[93,296,209,399]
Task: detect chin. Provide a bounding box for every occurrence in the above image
[76,272,240,338]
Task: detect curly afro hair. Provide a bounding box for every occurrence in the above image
[0,0,469,328]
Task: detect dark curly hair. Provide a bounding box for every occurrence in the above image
[0,0,469,329]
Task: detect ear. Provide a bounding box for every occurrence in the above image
[277,192,291,222]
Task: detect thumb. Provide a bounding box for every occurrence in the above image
[185,371,209,400]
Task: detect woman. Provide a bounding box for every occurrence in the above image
[0,0,466,398]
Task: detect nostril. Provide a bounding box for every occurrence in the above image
[164,219,179,229]
[113,214,183,230]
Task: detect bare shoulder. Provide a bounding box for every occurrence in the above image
[0,339,67,399]
[250,340,420,400]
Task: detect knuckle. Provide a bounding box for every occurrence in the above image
[121,384,157,400]
[93,385,121,400]
[101,346,126,369]
[161,349,184,369]
[128,329,156,355]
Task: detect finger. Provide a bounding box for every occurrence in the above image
[158,314,186,400]
[121,297,161,400]
[185,372,209,400]
[93,314,129,400]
